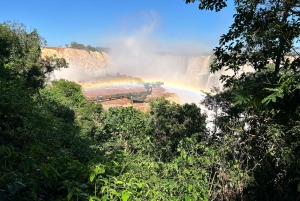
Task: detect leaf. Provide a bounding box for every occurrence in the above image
[184,196,192,201]
[90,171,96,182]
[262,88,284,104]
[15,181,26,187]
[168,179,175,186]
[89,196,102,201]
[100,178,108,185]
[101,195,108,201]
[136,182,143,188]
[111,189,120,196]
[67,189,74,201]
[232,87,252,105]
[116,181,124,185]
[121,191,131,201]
[99,167,105,174]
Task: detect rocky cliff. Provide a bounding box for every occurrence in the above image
[41,47,255,90]
[40,47,228,104]
[41,47,109,81]
[42,47,109,69]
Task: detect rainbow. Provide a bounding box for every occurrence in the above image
[81,79,207,104]
[162,81,208,94]
[162,81,207,104]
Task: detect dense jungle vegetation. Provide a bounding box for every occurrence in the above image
[1,0,300,200]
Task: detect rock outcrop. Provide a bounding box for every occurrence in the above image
[40,47,215,103]
[41,47,109,70]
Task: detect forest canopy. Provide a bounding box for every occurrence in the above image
[2,0,300,199]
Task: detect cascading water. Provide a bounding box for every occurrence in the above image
[152,53,222,91]
[42,47,248,103]
[42,47,224,91]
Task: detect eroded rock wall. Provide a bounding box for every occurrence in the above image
[41,47,109,70]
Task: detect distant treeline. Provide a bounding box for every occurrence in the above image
[78,73,144,84]
[67,41,110,53]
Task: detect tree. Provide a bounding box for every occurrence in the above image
[70,41,85,49]
[186,0,300,86]
[44,79,86,109]
[0,22,94,200]
[185,0,300,200]
[0,22,67,142]
[69,41,110,53]
[149,98,206,161]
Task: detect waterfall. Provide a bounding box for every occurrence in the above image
[42,47,236,91]
[154,54,221,91]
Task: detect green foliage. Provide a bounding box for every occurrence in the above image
[149,98,206,161]
[0,38,212,199]
[6,14,300,200]
[0,22,68,143]
[88,137,210,201]
[70,41,85,50]
[42,79,86,109]
[183,1,300,199]
[0,22,90,200]
[187,0,300,85]
[70,41,110,53]
[200,71,300,199]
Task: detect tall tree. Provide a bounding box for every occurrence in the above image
[186,0,300,200]
[0,22,67,141]
[186,0,300,85]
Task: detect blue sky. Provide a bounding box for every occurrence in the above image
[0,0,236,53]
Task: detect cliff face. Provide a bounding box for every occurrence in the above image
[41,47,213,89]
[150,54,222,90]
[155,54,256,90]
[40,47,253,91]
[40,47,222,104]
[41,47,109,70]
